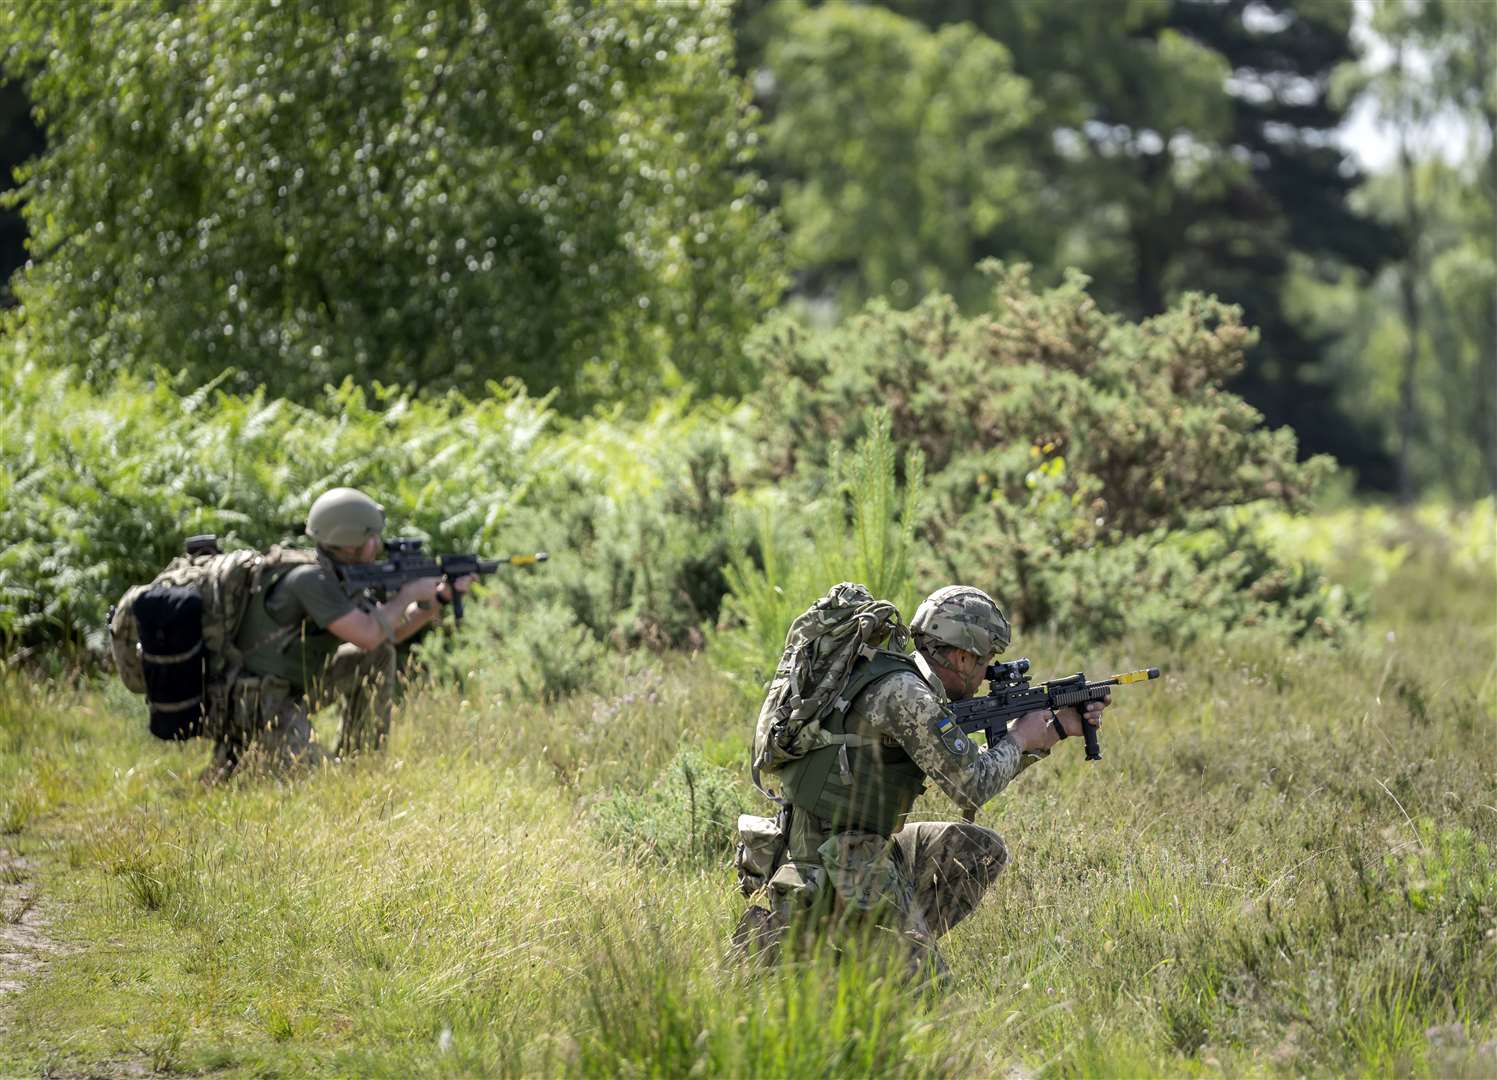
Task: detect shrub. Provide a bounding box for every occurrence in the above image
[409,596,607,703]
[0,361,755,661]
[590,750,747,866]
[711,407,925,691]
[741,264,1353,645]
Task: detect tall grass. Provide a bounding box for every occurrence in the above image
[0,509,1493,1077]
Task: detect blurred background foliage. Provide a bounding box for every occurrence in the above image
[0,0,1491,674]
[735,0,1494,497]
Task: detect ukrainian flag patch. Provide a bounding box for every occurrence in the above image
[934,712,968,755]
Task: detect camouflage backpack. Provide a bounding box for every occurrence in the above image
[750,582,911,802]
[109,543,320,740]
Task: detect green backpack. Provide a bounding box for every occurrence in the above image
[750,582,911,802]
[108,544,318,740]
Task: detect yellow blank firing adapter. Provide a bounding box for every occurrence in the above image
[504,552,549,566]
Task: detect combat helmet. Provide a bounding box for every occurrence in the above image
[305,487,385,548]
[911,585,1010,658]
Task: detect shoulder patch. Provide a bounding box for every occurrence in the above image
[933,711,970,756]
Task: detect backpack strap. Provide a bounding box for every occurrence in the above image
[225,548,323,668]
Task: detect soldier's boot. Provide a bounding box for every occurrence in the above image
[730,903,788,969]
[904,929,954,993]
[198,738,241,786]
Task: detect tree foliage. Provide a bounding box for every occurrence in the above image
[743,0,1400,483]
[0,79,41,305]
[754,0,1038,311]
[1319,0,1497,498]
[0,0,783,406]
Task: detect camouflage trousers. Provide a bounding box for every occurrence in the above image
[734,814,1009,985]
[207,641,396,780]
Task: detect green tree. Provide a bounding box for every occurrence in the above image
[1311,0,1497,499]
[1383,0,1495,497]
[744,0,1399,483]
[0,0,783,407]
[752,1,1039,313]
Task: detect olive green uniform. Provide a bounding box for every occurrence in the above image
[213,559,395,775]
[764,653,1047,980]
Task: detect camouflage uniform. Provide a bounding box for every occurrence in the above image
[739,586,1039,982]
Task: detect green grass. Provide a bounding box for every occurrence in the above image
[1,515,1494,1077]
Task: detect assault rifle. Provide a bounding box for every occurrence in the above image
[948,658,1160,762]
[338,538,548,624]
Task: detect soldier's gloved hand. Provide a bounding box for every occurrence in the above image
[1009,709,1062,752]
[1054,693,1109,739]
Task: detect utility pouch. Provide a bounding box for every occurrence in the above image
[768,861,826,907]
[735,812,788,898]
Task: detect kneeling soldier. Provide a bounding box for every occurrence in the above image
[209,487,470,779]
[737,586,1107,983]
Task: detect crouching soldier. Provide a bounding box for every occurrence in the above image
[208,487,471,780]
[734,585,1107,984]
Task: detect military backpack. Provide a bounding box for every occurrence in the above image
[750,581,912,802]
[108,541,321,740]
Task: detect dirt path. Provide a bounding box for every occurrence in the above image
[0,845,61,1020]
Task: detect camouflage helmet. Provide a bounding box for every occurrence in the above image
[305,487,385,548]
[911,585,1010,658]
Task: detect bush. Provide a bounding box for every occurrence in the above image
[711,407,925,691]
[741,264,1352,645]
[409,597,607,703]
[590,750,747,866]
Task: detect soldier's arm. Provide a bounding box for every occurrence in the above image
[859,673,1031,815]
[381,574,479,643]
[326,579,444,650]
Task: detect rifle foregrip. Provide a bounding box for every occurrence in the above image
[1082,717,1101,761]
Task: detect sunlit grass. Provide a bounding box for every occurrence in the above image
[1,511,1494,1077]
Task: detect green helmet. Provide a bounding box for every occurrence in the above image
[911,585,1010,657]
[305,487,385,548]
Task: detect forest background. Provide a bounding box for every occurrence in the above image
[0,0,1493,1077]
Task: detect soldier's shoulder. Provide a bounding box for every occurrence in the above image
[278,561,330,584]
[859,666,941,714]
[273,557,342,598]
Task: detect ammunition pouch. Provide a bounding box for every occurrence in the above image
[767,860,826,907]
[228,674,296,740]
[734,810,789,898]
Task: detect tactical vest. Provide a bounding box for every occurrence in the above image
[233,547,346,688]
[778,650,930,838]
